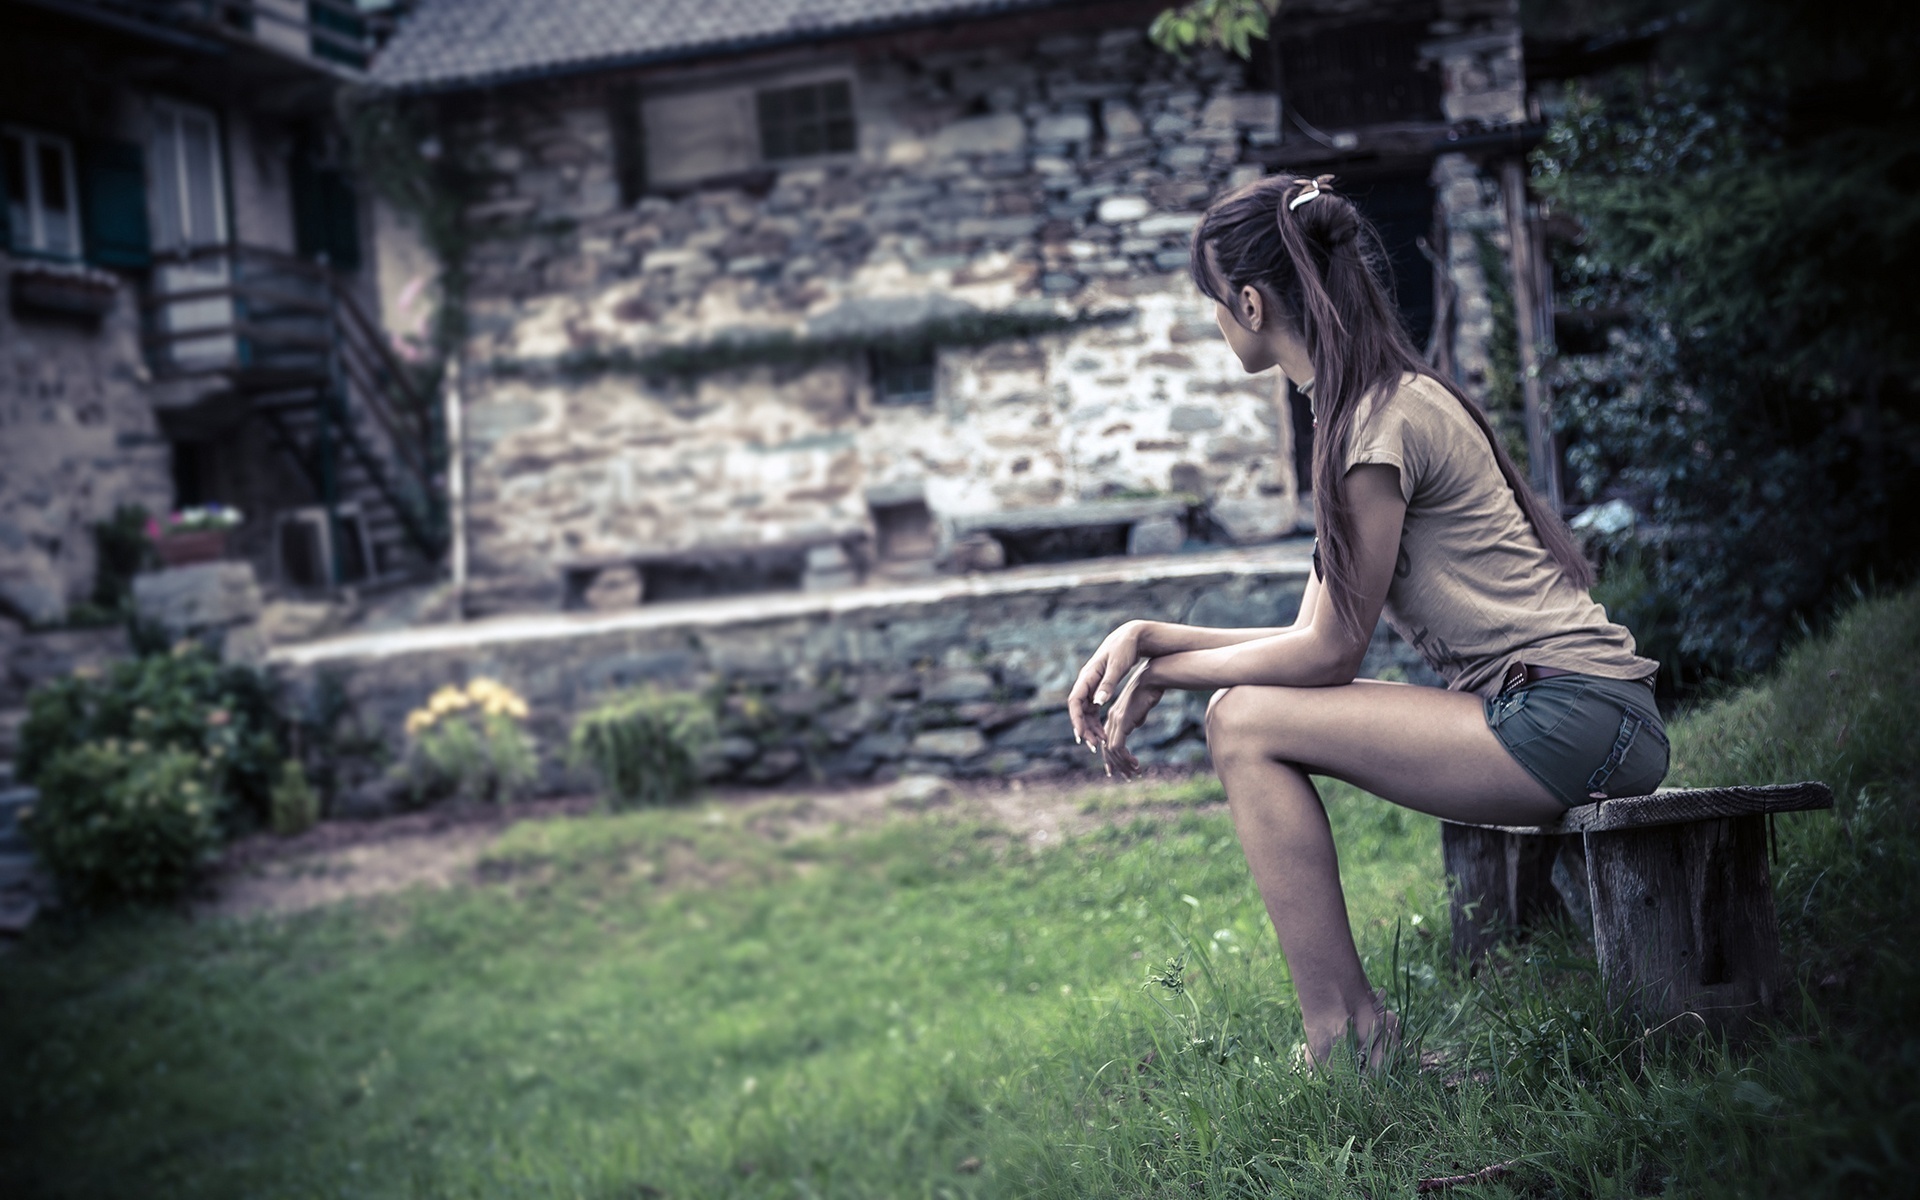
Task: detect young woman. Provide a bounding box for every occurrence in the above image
[1066,174,1667,1069]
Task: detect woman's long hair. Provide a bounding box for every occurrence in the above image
[1189,173,1593,639]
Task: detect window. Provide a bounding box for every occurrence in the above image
[757,80,856,161]
[2,128,81,258]
[638,74,856,188]
[871,344,936,406]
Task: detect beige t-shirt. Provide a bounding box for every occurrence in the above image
[1338,372,1658,698]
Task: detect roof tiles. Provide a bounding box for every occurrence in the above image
[371,0,1085,92]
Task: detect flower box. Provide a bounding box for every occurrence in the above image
[8,260,120,322]
[153,529,230,568]
[147,505,244,569]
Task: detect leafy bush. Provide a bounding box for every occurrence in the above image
[269,760,320,837]
[1533,0,1920,683]
[22,742,222,907]
[17,643,284,829]
[397,679,537,806]
[569,688,717,808]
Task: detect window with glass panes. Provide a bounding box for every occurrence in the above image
[756,80,856,162]
[2,128,81,258]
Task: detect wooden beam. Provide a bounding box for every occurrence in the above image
[1499,160,1562,510]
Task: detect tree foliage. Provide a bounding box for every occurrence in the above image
[1149,0,1278,60]
[1536,0,1920,681]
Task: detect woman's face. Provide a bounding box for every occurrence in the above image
[1214,289,1314,386]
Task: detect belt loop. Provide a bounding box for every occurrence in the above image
[1586,704,1649,799]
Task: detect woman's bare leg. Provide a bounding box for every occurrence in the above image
[1203,680,1563,1065]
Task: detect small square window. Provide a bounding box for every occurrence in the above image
[756,80,856,162]
[872,345,936,406]
[2,128,80,259]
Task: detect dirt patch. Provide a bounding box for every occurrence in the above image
[198,769,1220,921]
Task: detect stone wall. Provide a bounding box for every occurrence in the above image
[447,20,1304,602]
[0,257,173,624]
[272,547,1440,800]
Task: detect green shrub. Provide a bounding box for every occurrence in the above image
[17,643,284,829]
[397,679,538,807]
[23,742,223,907]
[570,688,717,808]
[269,759,320,837]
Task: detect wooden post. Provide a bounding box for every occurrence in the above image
[1441,822,1570,961]
[1583,815,1783,1027]
[1499,160,1562,511]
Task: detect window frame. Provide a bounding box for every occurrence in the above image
[2,125,83,260]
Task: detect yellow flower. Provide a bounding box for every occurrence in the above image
[405,709,435,736]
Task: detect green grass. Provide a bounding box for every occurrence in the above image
[3,588,1918,1198]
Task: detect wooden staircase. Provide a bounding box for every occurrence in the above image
[145,245,446,585]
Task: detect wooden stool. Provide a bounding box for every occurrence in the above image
[1441,782,1832,1027]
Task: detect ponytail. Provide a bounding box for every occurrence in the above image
[1190,173,1592,639]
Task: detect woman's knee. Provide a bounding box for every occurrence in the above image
[1205,686,1263,752]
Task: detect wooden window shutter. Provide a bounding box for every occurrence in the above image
[80,139,152,268]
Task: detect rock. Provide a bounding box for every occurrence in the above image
[259,599,350,645]
[853,731,911,761]
[132,562,262,636]
[1168,404,1223,432]
[1100,100,1145,141]
[218,623,268,666]
[1127,516,1186,556]
[930,114,1027,158]
[993,710,1074,754]
[1096,195,1150,224]
[922,669,995,703]
[1136,213,1201,238]
[910,728,988,759]
[1209,497,1299,545]
[583,565,643,611]
[887,773,956,810]
[742,747,804,783]
[1032,113,1094,145]
[985,750,1030,777]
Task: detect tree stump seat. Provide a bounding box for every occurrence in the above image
[1441,781,1833,1027]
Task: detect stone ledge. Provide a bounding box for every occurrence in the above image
[269,542,1314,668]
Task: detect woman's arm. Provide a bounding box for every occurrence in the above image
[1133,569,1325,655]
[1089,464,1406,768]
[1066,557,1326,744]
[1142,465,1404,691]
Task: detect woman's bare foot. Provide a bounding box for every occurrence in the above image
[1304,989,1402,1074]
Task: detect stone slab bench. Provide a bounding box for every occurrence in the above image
[947,499,1189,558]
[559,533,869,608]
[1442,781,1833,1027]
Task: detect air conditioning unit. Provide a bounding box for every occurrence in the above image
[277,504,374,589]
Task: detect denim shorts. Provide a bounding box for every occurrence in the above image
[1484,673,1669,808]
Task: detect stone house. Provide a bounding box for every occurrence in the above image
[0,0,436,628]
[368,0,1544,616]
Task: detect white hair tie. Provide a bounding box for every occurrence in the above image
[1288,181,1325,211]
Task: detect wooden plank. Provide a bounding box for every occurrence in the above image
[1455,781,1833,837]
[1585,814,1782,1026]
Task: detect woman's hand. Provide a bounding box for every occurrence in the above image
[1101,665,1164,779]
[1068,620,1150,750]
